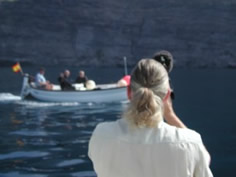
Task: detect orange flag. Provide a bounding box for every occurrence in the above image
[12,62,22,73]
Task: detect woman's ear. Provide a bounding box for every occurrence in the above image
[163,89,171,102]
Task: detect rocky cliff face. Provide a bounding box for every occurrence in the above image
[0,0,236,67]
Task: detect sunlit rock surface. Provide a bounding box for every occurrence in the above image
[0,0,235,67]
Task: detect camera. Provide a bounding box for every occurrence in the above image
[153,50,175,100]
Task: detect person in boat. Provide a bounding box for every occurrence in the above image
[75,70,88,86]
[88,59,213,177]
[58,70,75,91]
[35,68,53,90]
[58,72,64,85]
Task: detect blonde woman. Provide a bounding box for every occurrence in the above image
[88,59,213,177]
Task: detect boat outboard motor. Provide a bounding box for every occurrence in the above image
[152,50,175,100]
[20,74,30,99]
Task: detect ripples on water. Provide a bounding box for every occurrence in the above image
[0,93,126,177]
[1,67,236,177]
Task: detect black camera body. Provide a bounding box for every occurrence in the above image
[153,50,175,100]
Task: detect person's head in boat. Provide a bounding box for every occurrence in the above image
[152,50,173,73]
[64,70,70,78]
[79,70,85,78]
[124,58,169,128]
[39,67,45,75]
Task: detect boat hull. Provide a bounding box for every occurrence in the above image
[21,75,127,103]
[27,87,127,102]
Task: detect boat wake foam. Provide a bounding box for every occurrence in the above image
[16,101,80,108]
[0,93,126,108]
[0,93,21,102]
[0,93,81,107]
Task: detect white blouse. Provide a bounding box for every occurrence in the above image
[88,118,213,177]
[35,73,46,87]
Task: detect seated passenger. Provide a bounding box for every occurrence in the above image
[35,68,53,90]
[75,70,88,85]
[58,72,64,84]
[58,70,75,91]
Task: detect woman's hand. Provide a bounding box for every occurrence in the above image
[163,96,186,128]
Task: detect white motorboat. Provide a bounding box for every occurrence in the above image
[20,74,128,103]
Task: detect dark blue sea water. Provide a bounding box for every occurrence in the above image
[0,66,235,177]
